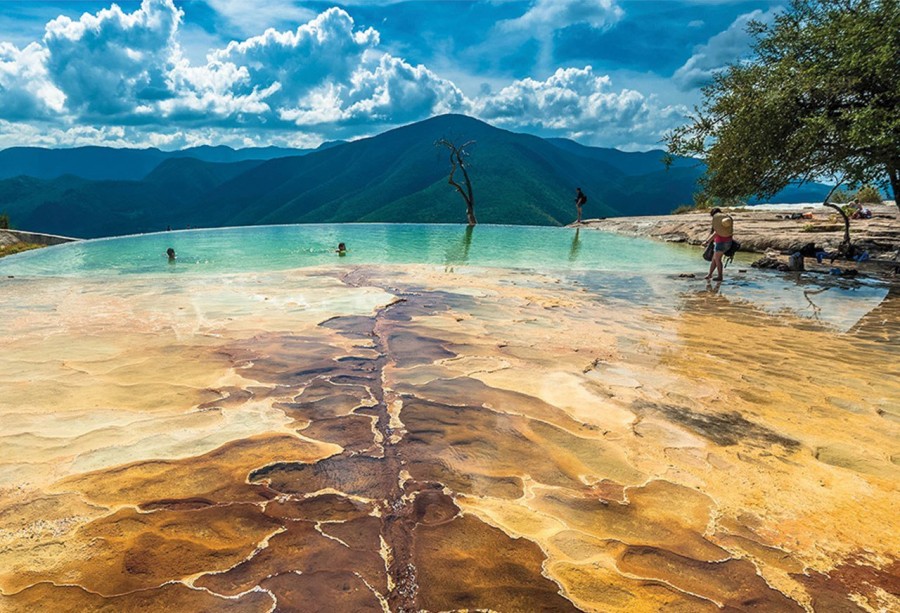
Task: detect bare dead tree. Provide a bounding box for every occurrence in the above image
[436,138,476,226]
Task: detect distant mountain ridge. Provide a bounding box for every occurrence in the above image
[0,143,337,182]
[0,114,832,238]
[545,138,695,175]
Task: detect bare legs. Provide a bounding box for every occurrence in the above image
[705,251,724,281]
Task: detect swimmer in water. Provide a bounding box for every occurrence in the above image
[336,242,347,256]
[166,247,176,261]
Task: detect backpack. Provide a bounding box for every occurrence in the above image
[724,239,740,267]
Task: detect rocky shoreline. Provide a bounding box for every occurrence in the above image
[576,202,899,276]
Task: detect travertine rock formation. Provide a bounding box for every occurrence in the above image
[0,265,897,611]
[579,203,899,261]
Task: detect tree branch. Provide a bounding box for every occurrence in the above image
[436,138,477,225]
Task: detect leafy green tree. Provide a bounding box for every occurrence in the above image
[829,188,853,204]
[854,184,883,203]
[666,0,900,216]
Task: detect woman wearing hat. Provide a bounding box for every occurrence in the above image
[702,208,733,281]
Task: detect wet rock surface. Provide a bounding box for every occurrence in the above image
[0,264,898,611]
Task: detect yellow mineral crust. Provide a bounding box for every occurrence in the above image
[0,265,897,612]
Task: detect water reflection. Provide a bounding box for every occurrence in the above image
[568,228,582,262]
[801,287,827,321]
[443,225,474,271]
[683,272,896,334]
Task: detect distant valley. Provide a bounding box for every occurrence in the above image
[0,114,831,238]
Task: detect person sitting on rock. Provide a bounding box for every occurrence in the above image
[851,205,872,220]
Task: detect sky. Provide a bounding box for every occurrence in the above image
[0,0,784,151]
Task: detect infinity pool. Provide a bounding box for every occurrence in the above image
[0,223,702,276]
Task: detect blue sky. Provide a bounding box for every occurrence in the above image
[0,0,782,151]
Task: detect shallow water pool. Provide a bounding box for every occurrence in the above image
[0,223,703,277]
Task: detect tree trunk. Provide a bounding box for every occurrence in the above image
[437,138,477,226]
[822,182,851,250]
[889,163,900,217]
[458,147,476,226]
[823,203,851,247]
[890,165,899,263]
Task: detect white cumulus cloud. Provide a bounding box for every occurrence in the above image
[474,66,684,148]
[0,2,470,135]
[43,0,183,118]
[210,8,380,105]
[344,54,469,122]
[0,2,682,151]
[280,53,469,127]
[0,41,65,119]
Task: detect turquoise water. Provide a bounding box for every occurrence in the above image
[1,222,894,335]
[0,224,703,277]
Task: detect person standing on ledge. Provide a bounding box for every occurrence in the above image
[703,207,733,281]
[574,187,587,224]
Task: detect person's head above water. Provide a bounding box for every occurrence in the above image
[336,242,346,252]
[166,247,176,260]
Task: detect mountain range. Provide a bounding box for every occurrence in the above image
[0,114,832,238]
[0,143,336,182]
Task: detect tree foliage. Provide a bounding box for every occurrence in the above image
[666,0,900,212]
[854,184,883,203]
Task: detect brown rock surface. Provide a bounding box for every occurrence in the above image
[1,264,898,612]
[578,202,900,260]
[413,515,580,612]
[0,581,274,612]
